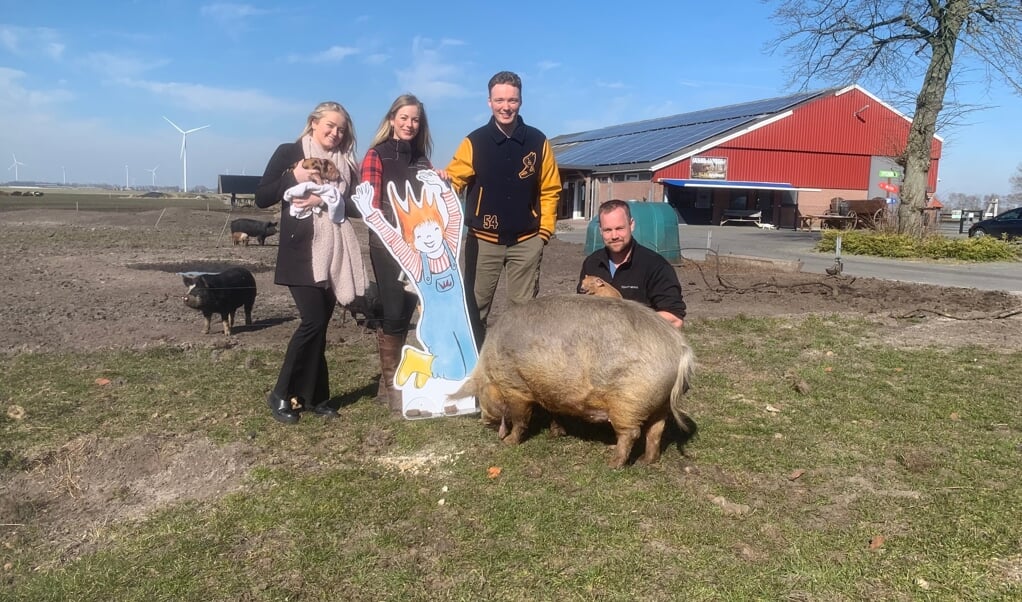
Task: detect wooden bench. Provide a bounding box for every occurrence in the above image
[720,209,762,226]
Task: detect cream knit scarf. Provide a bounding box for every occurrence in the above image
[300,134,366,305]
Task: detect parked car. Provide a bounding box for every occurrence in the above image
[968,207,1022,240]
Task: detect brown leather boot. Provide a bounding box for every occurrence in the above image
[376,330,405,413]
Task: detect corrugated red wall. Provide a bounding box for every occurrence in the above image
[655,87,942,191]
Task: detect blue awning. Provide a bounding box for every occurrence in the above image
[660,178,820,192]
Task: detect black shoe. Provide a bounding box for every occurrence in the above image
[311,402,339,419]
[267,392,299,424]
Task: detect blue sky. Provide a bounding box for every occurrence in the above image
[2,1,1019,196]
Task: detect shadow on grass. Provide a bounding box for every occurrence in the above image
[323,381,376,412]
[239,316,295,333]
[518,407,699,466]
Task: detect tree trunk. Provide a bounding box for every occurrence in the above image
[898,1,969,235]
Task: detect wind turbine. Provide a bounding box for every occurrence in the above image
[8,154,25,182]
[145,165,159,187]
[163,116,210,193]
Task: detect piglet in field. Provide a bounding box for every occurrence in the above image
[579,274,622,298]
[182,267,256,335]
[452,294,695,468]
[230,219,278,246]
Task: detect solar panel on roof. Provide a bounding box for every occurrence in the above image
[553,89,828,144]
[551,88,836,167]
[555,115,753,166]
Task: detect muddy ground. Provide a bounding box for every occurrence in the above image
[2,206,1021,562]
[1,206,1020,353]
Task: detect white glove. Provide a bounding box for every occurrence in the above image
[351,181,376,218]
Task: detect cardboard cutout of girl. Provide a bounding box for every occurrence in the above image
[351,171,478,418]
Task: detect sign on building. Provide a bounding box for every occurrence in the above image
[691,156,728,180]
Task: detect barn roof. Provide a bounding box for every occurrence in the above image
[550,87,844,170]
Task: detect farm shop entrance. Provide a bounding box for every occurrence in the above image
[661,179,819,228]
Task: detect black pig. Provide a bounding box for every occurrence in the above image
[230,219,278,245]
[182,267,256,335]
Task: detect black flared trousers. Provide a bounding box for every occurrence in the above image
[272,284,336,406]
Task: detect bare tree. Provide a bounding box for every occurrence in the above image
[1011,162,1022,194]
[769,0,1022,234]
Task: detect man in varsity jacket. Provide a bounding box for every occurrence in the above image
[446,70,562,344]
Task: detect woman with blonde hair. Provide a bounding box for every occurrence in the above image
[255,101,365,423]
[358,94,439,412]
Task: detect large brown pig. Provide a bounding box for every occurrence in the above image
[453,294,695,468]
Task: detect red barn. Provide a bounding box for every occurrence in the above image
[551,85,942,228]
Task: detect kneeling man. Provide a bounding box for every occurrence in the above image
[577,199,687,328]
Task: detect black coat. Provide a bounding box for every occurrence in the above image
[578,241,687,320]
[255,142,317,287]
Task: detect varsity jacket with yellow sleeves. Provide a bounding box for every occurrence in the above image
[446,116,561,246]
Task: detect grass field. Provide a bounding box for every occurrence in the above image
[2,315,1020,600]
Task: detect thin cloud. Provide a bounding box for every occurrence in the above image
[0,28,14,52]
[286,46,359,64]
[596,80,626,89]
[558,93,639,133]
[81,51,169,79]
[364,53,389,65]
[200,3,270,21]
[642,100,681,118]
[538,60,561,72]
[199,3,272,42]
[0,67,73,110]
[117,77,302,113]
[0,25,65,60]
[676,78,775,92]
[396,37,471,100]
